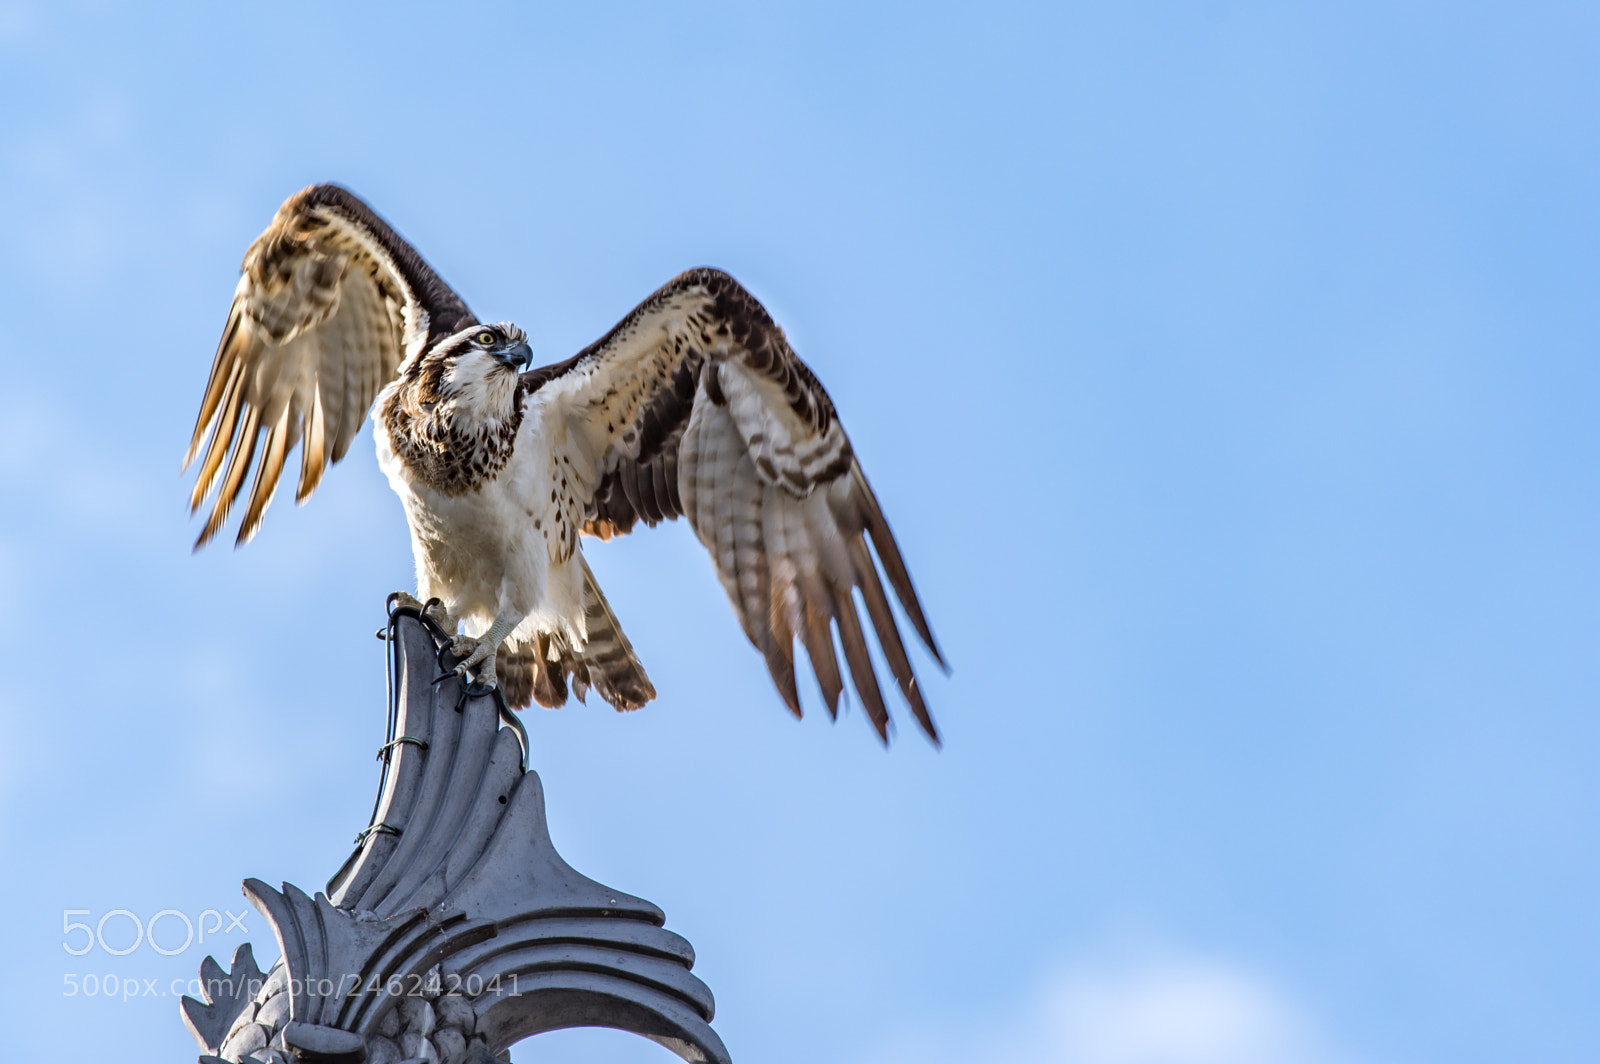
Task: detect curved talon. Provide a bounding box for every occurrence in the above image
[436,632,478,670]
[433,635,502,691]
[389,590,429,616]
[449,635,496,669]
[452,661,499,691]
[423,612,512,699]
[419,597,451,630]
[392,592,453,645]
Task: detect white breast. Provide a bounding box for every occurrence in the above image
[372,402,588,646]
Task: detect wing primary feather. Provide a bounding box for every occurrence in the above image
[776,494,843,716]
[846,534,938,743]
[651,459,674,522]
[731,469,776,648]
[710,430,798,716]
[706,433,747,632]
[761,525,804,717]
[249,341,292,431]
[767,639,801,717]
[185,307,244,468]
[801,597,844,719]
[619,463,646,524]
[692,407,722,535]
[677,434,701,531]
[833,594,891,743]
[661,449,683,514]
[296,386,328,503]
[189,357,248,513]
[197,406,261,549]
[237,404,292,545]
[636,464,663,524]
[852,465,946,669]
[327,331,360,463]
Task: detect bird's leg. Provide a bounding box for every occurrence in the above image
[448,613,521,691]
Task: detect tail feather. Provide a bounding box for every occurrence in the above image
[498,631,570,710]
[497,560,655,713]
[499,642,538,709]
[572,557,656,711]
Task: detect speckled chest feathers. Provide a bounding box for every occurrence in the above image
[380,333,526,496]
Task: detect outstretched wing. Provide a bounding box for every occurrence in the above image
[184,184,476,547]
[521,268,945,743]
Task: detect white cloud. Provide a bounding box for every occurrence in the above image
[860,950,1360,1064]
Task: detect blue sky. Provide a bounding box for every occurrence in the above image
[0,2,1594,1062]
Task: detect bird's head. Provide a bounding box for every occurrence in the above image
[443,322,534,379]
[383,320,534,490]
[405,321,532,416]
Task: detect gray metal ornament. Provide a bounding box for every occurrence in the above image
[181,604,729,1064]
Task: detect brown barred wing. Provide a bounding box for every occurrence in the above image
[184,184,476,548]
[525,268,944,743]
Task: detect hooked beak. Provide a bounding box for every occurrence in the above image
[496,340,533,371]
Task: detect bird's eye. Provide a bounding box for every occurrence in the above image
[476,331,496,346]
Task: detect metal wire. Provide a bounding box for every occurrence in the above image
[327,597,534,899]
[369,596,530,809]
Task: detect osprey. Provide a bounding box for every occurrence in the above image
[185,184,943,742]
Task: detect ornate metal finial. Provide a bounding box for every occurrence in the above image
[181,604,729,1064]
